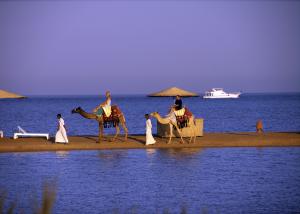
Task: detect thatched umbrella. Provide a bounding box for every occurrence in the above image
[0,89,26,99]
[148,87,199,97]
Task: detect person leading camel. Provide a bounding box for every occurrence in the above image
[93,91,112,117]
[55,114,68,144]
[145,114,156,146]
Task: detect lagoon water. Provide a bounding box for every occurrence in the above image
[0,93,300,136]
[1,94,300,213]
[0,148,300,213]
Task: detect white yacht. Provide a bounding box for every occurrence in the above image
[203,88,241,99]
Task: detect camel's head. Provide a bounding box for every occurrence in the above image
[150,112,159,117]
[71,107,82,114]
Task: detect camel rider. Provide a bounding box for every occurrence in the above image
[172,95,187,119]
[166,95,183,123]
[93,91,112,117]
[174,95,183,111]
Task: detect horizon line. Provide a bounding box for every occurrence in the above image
[20,91,300,96]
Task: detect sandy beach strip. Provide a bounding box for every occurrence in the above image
[0,132,299,153]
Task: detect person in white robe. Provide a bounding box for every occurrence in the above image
[55,114,69,144]
[145,114,156,145]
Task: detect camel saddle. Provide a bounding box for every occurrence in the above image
[175,107,192,129]
[103,105,121,128]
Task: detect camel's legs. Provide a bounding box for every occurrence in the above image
[172,123,185,144]
[186,118,196,144]
[189,124,193,144]
[192,119,197,143]
[168,124,173,144]
[167,123,185,144]
[112,124,120,142]
[98,122,104,143]
[191,122,196,143]
[120,119,128,142]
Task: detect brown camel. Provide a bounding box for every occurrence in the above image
[71,107,128,143]
[151,109,197,144]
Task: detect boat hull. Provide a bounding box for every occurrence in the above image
[203,93,241,99]
[203,95,240,99]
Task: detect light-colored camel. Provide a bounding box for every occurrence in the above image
[71,107,128,143]
[150,110,197,144]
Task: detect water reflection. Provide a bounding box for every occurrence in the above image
[255,147,266,158]
[97,150,127,160]
[145,149,156,157]
[55,151,69,158]
[158,148,203,159]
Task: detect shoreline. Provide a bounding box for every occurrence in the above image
[0,132,300,153]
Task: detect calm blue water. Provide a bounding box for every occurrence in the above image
[0,93,300,136]
[0,148,300,213]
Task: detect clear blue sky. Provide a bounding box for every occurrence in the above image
[0,0,300,95]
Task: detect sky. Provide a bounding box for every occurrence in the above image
[0,0,300,95]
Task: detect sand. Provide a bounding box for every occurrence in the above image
[0,132,299,153]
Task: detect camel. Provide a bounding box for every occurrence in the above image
[150,109,197,144]
[71,107,128,143]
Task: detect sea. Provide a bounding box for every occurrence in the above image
[0,93,300,213]
[0,93,300,136]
